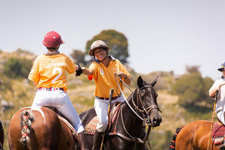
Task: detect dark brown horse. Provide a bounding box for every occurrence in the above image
[8,107,79,150]
[170,120,224,150]
[0,120,4,149]
[79,76,162,150]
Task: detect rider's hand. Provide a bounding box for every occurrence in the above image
[75,64,83,77]
[115,71,127,79]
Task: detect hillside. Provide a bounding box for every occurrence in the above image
[0,50,214,150]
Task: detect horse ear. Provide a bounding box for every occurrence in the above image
[151,76,158,87]
[137,76,144,88]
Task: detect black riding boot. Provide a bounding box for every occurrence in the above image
[92,131,103,150]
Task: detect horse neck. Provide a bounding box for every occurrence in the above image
[121,89,144,133]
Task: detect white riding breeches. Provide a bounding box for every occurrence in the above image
[217,110,225,125]
[94,95,125,132]
[32,90,84,133]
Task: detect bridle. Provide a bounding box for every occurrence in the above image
[134,84,160,124]
[114,75,160,147]
[115,74,160,124]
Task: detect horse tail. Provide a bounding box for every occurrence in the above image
[169,127,183,150]
[20,110,35,149]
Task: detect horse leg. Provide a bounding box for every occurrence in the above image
[92,131,104,150]
[0,121,3,147]
[78,131,86,150]
[0,126,3,148]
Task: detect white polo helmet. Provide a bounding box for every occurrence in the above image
[89,40,109,56]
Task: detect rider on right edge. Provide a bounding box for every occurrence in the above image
[209,62,225,149]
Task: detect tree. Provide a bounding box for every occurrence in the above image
[186,65,200,74]
[171,72,214,107]
[70,49,86,66]
[85,29,129,64]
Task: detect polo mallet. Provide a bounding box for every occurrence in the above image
[207,90,219,150]
[100,89,114,150]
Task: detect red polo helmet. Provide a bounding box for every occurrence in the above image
[43,31,64,47]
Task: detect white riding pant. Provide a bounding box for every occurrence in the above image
[32,90,84,133]
[94,95,125,132]
[217,110,225,125]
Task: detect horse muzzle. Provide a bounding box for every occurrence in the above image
[147,114,162,127]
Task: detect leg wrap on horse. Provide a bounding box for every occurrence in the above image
[92,131,104,150]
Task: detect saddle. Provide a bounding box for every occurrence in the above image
[212,121,225,145]
[83,102,122,135]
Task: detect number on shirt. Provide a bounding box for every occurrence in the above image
[52,67,62,83]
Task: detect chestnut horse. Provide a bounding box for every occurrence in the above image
[170,120,224,150]
[79,76,162,150]
[0,120,4,149]
[8,107,79,150]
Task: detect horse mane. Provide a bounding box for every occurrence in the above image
[20,110,35,149]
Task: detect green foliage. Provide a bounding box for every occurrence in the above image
[70,49,87,66]
[85,29,129,63]
[3,57,32,78]
[171,73,214,107]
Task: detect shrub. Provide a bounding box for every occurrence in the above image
[171,73,214,107]
[3,57,32,78]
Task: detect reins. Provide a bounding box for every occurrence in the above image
[207,90,219,150]
[114,74,159,147]
[115,74,158,123]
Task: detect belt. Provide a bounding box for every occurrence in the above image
[97,95,121,100]
[38,87,64,91]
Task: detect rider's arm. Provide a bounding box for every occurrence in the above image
[123,74,131,85]
[209,82,225,98]
[81,67,94,76]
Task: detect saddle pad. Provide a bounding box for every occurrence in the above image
[212,122,225,145]
[84,116,98,135]
[212,122,225,138]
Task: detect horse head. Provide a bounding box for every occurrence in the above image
[136,76,162,127]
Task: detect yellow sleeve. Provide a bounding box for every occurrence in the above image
[66,56,76,74]
[118,60,131,78]
[89,62,98,78]
[28,56,40,83]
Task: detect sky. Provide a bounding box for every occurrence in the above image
[0,0,225,80]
